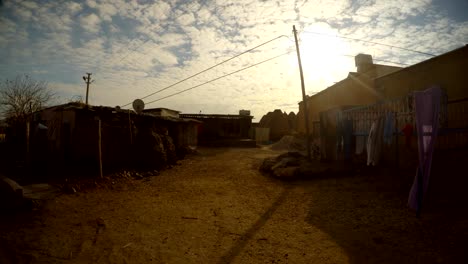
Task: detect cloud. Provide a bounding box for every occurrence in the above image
[97,2,118,22]
[80,13,101,33]
[65,2,83,15]
[146,1,171,20]
[86,0,98,9]
[1,0,467,119]
[20,1,39,10]
[176,13,195,26]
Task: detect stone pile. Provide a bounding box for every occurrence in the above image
[260,152,353,180]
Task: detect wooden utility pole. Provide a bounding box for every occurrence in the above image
[98,119,103,178]
[83,73,92,106]
[293,25,311,160]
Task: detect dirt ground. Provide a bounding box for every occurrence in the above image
[0,147,467,263]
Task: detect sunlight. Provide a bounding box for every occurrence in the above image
[301,23,350,64]
[289,22,354,92]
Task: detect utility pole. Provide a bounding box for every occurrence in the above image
[293,25,311,160]
[83,73,93,106]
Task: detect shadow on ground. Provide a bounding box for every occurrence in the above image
[218,186,292,264]
[304,151,468,264]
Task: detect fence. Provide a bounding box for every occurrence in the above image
[333,90,468,166]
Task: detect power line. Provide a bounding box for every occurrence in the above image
[121,35,288,107]
[301,30,436,57]
[143,50,294,106]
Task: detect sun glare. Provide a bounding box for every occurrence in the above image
[289,23,353,91]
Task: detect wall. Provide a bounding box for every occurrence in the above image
[375,45,468,101]
[296,62,402,135]
[297,74,377,134]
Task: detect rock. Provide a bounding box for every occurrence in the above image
[0,176,24,209]
[260,157,277,173]
[272,166,299,179]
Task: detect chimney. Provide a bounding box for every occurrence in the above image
[355,53,373,73]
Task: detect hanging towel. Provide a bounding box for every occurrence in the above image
[408,87,442,213]
[367,121,376,165]
[383,113,395,145]
[367,117,384,166]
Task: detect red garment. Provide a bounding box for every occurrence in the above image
[402,123,413,148]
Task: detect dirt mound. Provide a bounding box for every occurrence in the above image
[270,135,306,151]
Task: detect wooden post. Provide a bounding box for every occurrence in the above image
[293,25,311,160]
[395,112,399,168]
[128,110,133,145]
[98,119,103,178]
[26,121,30,164]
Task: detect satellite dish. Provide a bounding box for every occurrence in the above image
[132,99,145,114]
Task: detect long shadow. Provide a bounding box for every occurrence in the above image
[304,152,468,264]
[218,186,292,264]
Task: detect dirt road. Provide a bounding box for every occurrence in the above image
[0,147,466,263]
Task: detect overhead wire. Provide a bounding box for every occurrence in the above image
[301,30,436,57]
[121,34,289,107]
[144,49,295,106]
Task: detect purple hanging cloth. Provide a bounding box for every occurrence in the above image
[408,86,442,214]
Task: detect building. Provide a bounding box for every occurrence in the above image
[5,102,200,176]
[297,54,402,135]
[303,44,468,162]
[143,108,180,118]
[179,113,254,147]
[375,45,468,101]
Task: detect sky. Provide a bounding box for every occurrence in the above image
[0,0,467,120]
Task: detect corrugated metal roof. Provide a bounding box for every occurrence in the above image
[180,114,253,120]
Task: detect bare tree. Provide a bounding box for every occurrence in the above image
[0,74,54,122]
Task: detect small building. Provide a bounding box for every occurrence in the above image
[143,108,180,118]
[179,113,254,147]
[10,102,200,176]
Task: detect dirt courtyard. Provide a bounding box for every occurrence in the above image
[1,147,467,263]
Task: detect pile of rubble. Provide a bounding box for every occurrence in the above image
[260,152,353,180]
[0,174,59,210]
[270,135,306,151]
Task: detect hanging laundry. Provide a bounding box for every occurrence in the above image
[408,87,442,214]
[366,117,384,166]
[383,112,395,145]
[367,122,376,165]
[401,122,413,148]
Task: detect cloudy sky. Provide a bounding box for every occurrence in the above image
[1,0,467,119]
